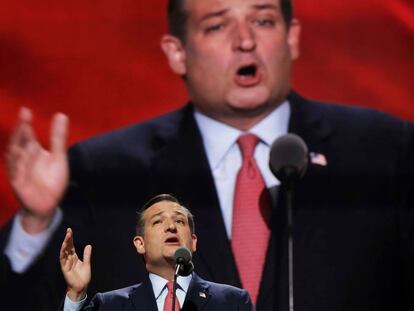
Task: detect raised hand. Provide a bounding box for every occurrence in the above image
[6,107,69,233]
[60,228,92,301]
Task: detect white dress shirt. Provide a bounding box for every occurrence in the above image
[4,208,62,272]
[194,100,290,237]
[150,273,192,310]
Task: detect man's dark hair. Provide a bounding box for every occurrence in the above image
[167,0,293,42]
[136,194,195,236]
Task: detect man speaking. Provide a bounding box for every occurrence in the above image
[2,0,414,310]
[60,194,253,310]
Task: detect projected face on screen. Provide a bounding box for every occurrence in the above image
[162,0,301,130]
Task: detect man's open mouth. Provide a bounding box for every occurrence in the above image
[235,64,261,86]
[237,64,257,78]
[165,237,180,244]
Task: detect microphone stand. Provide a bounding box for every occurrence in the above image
[268,133,308,311]
[171,247,194,311]
[172,264,181,311]
[285,182,295,311]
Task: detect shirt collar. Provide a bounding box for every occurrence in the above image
[149,273,193,300]
[194,100,291,169]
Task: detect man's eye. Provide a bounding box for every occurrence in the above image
[255,19,275,27]
[176,219,185,224]
[205,24,224,33]
[153,220,161,225]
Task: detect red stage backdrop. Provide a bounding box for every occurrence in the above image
[1,0,413,226]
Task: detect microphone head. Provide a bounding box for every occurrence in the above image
[269,134,308,184]
[174,247,194,276]
[174,247,192,265]
[177,261,194,276]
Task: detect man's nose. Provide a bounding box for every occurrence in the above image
[166,220,177,232]
[233,22,256,52]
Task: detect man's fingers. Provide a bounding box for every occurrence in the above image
[60,228,72,258]
[9,115,36,149]
[50,113,68,155]
[6,144,26,180]
[19,107,32,123]
[7,107,35,171]
[65,227,75,250]
[83,245,92,266]
[16,107,34,144]
[7,107,37,178]
[8,108,68,160]
[65,227,73,242]
[60,228,75,259]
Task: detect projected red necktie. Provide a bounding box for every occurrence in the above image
[164,281,180,311]
[232,133,271,304]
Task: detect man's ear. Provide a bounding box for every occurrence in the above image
[191,234,197,252]
[133,236,145,255]
[160,34,187,75]
[288,18,301,61]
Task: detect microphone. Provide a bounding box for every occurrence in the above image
[172,247,194,311]
[174,247,194,276]
[174,247,191,265]
[269,133,308,187]
[268,134,308,311]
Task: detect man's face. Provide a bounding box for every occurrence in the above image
[133,201,197,270]
[162,0,300,129]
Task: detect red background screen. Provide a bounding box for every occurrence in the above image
[1,0,413,226]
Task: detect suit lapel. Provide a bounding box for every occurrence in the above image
[287,91,336,191]
[182,274,211,311]
[129,277,158,311]
[288,91,333,146]
[148,105,240,287]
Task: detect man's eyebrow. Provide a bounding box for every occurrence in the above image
[252,3,278,11]
[200,8,229,22]
[149,211,163,219]
[174,211,187,218]
[148,210,186,219]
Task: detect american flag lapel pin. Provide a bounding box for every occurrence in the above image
[310,152,328,166]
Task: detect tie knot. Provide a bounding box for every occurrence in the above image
[166,281,174,293]
[237,134,260,160]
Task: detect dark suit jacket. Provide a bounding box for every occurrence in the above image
[1,92,414,311]
[75,273,253,311]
